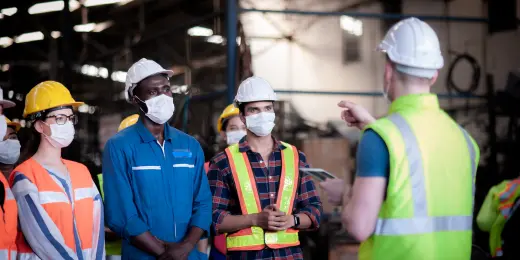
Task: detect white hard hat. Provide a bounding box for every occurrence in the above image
[124,58,174,102]
[378,17,444,78]
[234,76,277,105]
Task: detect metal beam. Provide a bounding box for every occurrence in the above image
[240,8,489,23]
[273,89,486,99]
[226,0,238,105]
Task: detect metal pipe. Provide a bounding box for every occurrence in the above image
[240,8,488,23]
[273,89,486,99]
[226,0,238,104]
[182,96,190,132]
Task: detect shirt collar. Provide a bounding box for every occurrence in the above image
[388,93,440,114]
[135,117,174,143]
[238,135,286,153]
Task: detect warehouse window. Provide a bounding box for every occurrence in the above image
[340,15,363,63]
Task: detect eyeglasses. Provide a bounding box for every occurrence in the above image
[46,114,78,125]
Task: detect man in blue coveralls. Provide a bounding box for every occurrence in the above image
[102,58,212,260]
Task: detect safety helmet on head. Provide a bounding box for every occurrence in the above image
[217,104,240,133]
[5,117,20,132]
[23,81,84,119]
[118,114,139,132]
[378,17,444,78]
[125,58,174,103]
[234,76,277,106]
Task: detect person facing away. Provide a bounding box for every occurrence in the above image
[9,81,105,260]
[206,104,246,260]
[321,17,480,260]
[477,177,520,258]
[102,58,212,260]
[0,89,19,260]
[207,76,323,260]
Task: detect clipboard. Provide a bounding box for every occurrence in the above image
[299,168,337,181]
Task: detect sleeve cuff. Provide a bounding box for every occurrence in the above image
[213,210,230,235]
[190,217,211,239]
[298,209,320,231]
[123,215,150,239]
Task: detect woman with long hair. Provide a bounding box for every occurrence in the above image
[9,81,105,260]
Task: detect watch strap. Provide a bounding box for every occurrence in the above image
[293,214,300,227]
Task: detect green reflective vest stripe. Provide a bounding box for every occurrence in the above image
[225,141,300,251]
[358,94,479,260]
[97,174,122,256]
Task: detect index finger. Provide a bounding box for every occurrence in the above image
[337,100,356,109]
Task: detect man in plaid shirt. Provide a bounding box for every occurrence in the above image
[207,76,323,260]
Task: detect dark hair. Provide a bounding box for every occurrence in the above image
[221,118,230,132]
[18,127,41,163]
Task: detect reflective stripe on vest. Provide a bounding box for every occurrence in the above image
[374,114,477,236]
[11,159,101,259]
[225,142,300,251]
[0,173,17,260]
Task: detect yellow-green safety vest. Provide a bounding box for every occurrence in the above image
[477,179,520,257]
[358,94,479,260]
[224,141,300,251]
[98,174,122,256]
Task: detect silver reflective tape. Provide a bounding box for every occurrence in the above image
[0,250,7,260]
[38,191,70,204]
[388,114,428,217]
[375,215,472,236]
[459,127,477,201]
[5,187,14,200]
[74,187,95,201]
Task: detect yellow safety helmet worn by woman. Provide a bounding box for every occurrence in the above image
[217,104,240,133]
[23,81,84,119]
[118,114,139,132]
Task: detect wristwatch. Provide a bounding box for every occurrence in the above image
[293,214,300,228]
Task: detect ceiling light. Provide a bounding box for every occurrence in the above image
[207,35,224,44]
[74,23,96,32]
[0,37,13,48]
[187,26,213,37]
[1,7,17,16]
[78,104,89,113]
[93,21,113,32]
[51,31,62,39]
[111,71,127,83]
[15,32,44,43]
[83,0,130,7]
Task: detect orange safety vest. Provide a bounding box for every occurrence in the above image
[224,141,300,251]
[0,172,17,260]
[10,158,97,259]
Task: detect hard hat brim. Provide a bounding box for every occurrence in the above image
[23,101,85,118]
[0,100,15,109]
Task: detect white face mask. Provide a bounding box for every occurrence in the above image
[245,112,275,137]
[226,130,246,145]
[140,94,175,124]
[0,139,21,164]
[43,121,75,148]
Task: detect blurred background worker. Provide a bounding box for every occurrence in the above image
[0,117,21,176]
[477,177,520,258]
[0,88,18,260]
[207,76,323,260]
[206,104,246,260]
[9,81,105,259]
[103,58,211,260]
[321,17,479,260]
[97,114,139,260]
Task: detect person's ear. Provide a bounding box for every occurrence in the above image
[429,71,439,85]
[384,61,393,84]
[34,120,46,135]
[239,112,246,125]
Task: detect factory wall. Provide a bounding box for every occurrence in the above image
[241,0,520,148]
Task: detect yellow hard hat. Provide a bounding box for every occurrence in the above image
[118,114,139,132]
[23,81,84,118]
[5,118,21,132]
[217,104,240,133]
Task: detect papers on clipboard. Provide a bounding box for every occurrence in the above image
[299,168,337,181]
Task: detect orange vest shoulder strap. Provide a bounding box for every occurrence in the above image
[10,159,39,184]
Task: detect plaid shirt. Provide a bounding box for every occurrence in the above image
[207,137,322,260]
